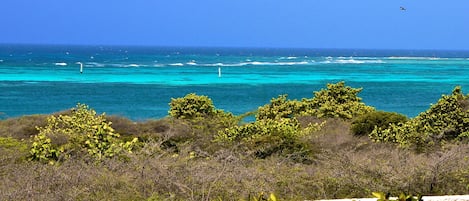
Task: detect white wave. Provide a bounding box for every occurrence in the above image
[125,64,140,67]
[205,63,226,67]
[86,62,105,67]
[55,62,67,66]
[387,56,447,60]
[106,63,146,68]
[336,59,365,64]
[279,56,298,60]
[251,61,309,66]
[320,58,384,64]
[250,61,265,65]
[277,61,309,65]
[186,61,197,65]
[169,63,184,66]
[204,61,310,67]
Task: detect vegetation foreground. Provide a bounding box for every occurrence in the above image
[1,81,469,200]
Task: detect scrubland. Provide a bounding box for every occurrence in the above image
[1,82,469,201]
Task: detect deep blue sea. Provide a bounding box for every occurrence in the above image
[1,44,469,120]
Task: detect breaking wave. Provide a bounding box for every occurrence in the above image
[387,56,448,60]
[169,63,184,66]
[194,61,311,67]
[54,62,67,66]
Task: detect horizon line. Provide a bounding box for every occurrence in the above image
[1,42,469,52]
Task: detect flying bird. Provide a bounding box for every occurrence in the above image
[400,6,406,11]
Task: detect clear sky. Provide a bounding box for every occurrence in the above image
[1,0,468,50]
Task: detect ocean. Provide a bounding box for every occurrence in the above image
[1,44,469,121]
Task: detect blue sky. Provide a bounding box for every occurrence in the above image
[1,0,468,50]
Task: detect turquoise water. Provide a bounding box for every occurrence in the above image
[1,45,469,120]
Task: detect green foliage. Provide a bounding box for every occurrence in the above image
[0,137,30,161]
[256,95,303,120]
[255,82,375,121]
[0,137,28,151]
[167,93,239,153]
[169,93,238,128]
[217,118,322,159]
[241,192,278,201]
[30,104,138,163]
[351,111,407,136]
[303,81,375,119]
[169,93,217,119]
[218,82,374,159]
[30,132,62,164]
[372,192,422,201]
[370,86,469,149]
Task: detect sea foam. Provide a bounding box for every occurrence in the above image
[55,62,67,66]
[169,63,184,66]
[125,64,140,67]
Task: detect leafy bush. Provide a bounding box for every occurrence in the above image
[0,137,30,161]
[256,95,303,120]
[219,83,373,159]
[303,81,375,119]
[169,93,237,127]
[351,111,407,136]
[372,192,422,201]
[30,104,138,163]
[217,118,322,159]
[370,86,469,149]
[169,93,217,119]
[256,82,375,121]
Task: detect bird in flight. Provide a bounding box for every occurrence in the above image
[400,6,406,11]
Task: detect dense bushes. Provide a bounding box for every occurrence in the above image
[4,82,469,200]
[30,104,137,163]
[168,92,238,131]
[370,86,469,150]
[256,81,375,120]
[216,118,322,160]
[169,93,235,121]
[351,111,408,136]
[256,95,303,120]
[303,81,375,119]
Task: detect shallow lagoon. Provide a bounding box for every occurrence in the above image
[1,45,469,120]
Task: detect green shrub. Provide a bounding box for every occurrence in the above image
[0,137,30,161]
[169,93,217,119]
[256,95,303,120]
[256,82,375,121]
[168,93,239,153]
[169,92,238,127]
[351,111,407,136]
[216,118,322,159]
[302,81,375,119]
[372,192,422,201]
[30,104,138,163]
[370,86,469,149]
